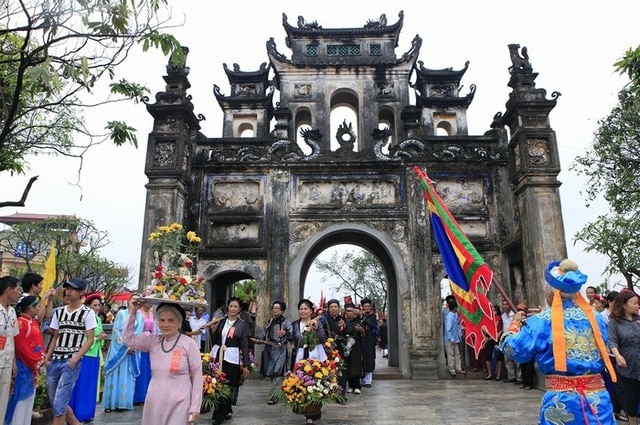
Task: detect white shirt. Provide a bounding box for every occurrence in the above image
[0,303,18,368]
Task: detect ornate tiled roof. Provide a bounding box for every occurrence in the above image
[282,11,404,46]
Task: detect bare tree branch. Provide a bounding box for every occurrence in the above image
[0,175,38,208]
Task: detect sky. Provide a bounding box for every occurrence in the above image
[2,1,639,299]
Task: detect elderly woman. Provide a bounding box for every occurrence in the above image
[607,290,640,425]
[124,302,202,425]
[257,300,293,405]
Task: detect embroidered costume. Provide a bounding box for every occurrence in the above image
[499,260,615,425]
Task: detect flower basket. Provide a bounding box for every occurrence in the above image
[293,403,322,417]
[273,339,345,409]
[143,223,207,306]
[201,353,232,412]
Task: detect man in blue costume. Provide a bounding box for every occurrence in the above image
[499,259,616,425]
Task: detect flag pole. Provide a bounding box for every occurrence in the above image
[491,276,517,313]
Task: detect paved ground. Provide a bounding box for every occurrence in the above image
[90,377,545,425]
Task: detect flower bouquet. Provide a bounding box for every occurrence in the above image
[274,344,344,412]
[143,223,207,305]
[200,353,232,412]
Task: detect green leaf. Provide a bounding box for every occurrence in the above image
[106,120,138,147]
[109,79,150,101]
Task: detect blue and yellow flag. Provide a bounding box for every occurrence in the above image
[414,167,498,357]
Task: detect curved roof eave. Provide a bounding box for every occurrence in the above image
[282,11,404,46]
[416,85,476,109]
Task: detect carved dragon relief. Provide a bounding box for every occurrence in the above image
[153,140,176,167]
[527,139,550,165]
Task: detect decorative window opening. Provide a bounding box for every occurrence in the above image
[295,108,313,155]
[370,44,382,55]
[306,45,318,56]
[239,123,255,138]
[327,45,361,56]
[377,108,395,154]
[436,121,452,136]
[330,90,359,152]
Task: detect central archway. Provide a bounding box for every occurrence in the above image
[289,223,411,377]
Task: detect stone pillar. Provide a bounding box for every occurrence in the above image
[499,45,565,308]
[139,48,201,290]
[406,167,440,379]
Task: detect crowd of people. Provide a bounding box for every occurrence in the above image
[444,259,640,425]
[2,259,639,425]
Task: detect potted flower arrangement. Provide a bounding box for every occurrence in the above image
[274,338,344,418]
[144,223,207,305]
[200,353,232,413]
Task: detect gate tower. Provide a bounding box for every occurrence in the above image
[140,13,566,378]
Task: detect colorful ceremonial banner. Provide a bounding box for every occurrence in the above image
[413,166,498,358]
[40,242,56,295]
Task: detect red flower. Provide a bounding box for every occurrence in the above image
[154,271,163,279]
[156,264,163,271]
[184,259,193,268]
[179,277,188,285]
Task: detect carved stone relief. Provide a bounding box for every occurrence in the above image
[155,118,178,132]
[290,222,320,242]
[209,221,260,246]
[430,84,453,97]
[153,140,176,167]
[294,84,312,98]
[236,84,258,96]
[433,179,486,215]
[377,82,395,97]
[208,180,262,213]
[296,178,399,207]
[527,139,550,165]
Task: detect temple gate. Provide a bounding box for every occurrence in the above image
[139,12,567,378]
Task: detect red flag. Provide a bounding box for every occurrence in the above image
[414,166,498,358]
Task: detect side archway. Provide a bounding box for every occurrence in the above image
[289,223,411,377]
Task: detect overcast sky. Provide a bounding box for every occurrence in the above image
[2,1,639,298]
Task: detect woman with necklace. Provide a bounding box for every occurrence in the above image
[607,290,640,425]
[124,301,202,425]
[209,297,251,425]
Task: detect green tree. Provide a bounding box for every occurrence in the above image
[234,279,256,305]
[0,0,183,207]
[314,248,388,314]
[573,45,640,290]
[0,216,129,298]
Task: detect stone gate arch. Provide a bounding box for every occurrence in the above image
[289,223,410,376]
[139,12,568,379]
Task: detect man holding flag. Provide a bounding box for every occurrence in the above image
[414,166,498,359]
